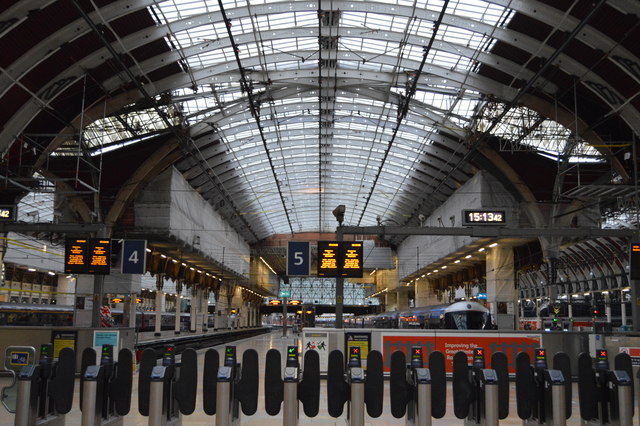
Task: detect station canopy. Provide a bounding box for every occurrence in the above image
[0,0,637,245]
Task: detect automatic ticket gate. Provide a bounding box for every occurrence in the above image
[10,344,75,426]
[80,344,133,426]
[515,348,571,426]
[2,346,36,414]
[577,349,634,426]
[326,347,384,426]
[389,346,447,426]
[138,345,197,426]
[452,348,509,426]
[264,346,320,425]
[202,346,259,425]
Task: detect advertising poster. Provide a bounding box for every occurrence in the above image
[381,332,541,373]
[51,330,77,358]
[302,331,329,370]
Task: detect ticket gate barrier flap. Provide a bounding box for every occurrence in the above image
[577,352,598,421]
[490,352,509,420]
[2,345,36,414]
[137,348,157,416]
[298,349,320,417]
[553,352,572,420]
[235,348,259,415]
[452,351,474,419]
[111,348,133,416]
[203,348,219,415]
[363,350,383,418]
[389,351,409,418]
[515,352,534,420]
[327,350,349,418]
[264,349,284,416]
[48,347,75,415]
[428,350,446,419]
[172,348,198,415]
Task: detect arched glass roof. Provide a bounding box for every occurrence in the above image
[39,0,618,242]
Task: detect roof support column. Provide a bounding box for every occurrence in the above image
[415,279,441,308]
[486,245,517,329]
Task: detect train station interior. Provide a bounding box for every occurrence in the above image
[0,0,639,424]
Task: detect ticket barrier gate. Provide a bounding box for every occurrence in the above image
[577,349,634,426]
[79,344,133,426]
[515,348,571,426]
[264,346,320,425]
[14,344,75,426]
[452,348,509,426]
[389,347,447,426]
[202,346,259,426]
[326,347,384,426]
[2,346,36,414]
[138,345,197,426]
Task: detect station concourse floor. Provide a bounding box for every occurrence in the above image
[1,330,637,425]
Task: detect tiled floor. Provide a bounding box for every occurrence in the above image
[0,331,636,425]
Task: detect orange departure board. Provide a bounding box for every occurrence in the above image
[318,241,340,277]
[64,238,88,274]
[317,241,363,278]
[64,238,111,275]
[88,239,111,275]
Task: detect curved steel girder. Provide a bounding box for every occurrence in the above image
[581,240,619,283]
[37,170,94,224]
[104,137,181,226]
[5,3,640,155]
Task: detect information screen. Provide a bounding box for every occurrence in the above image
[317,241,340,277]
[64,238,89,274]
[630,243,640,280]
[462,210,506,226]
[88,239,111,274]
[341,242,363,278]
[0,205,15,220]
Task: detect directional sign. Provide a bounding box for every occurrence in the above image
[287,241,310,276]
[278,290,291,298]
[121,240,147,274]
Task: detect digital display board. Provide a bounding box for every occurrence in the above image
[317,241,363,278]
[0,205,15,220]
[317,241,340,277]
[64,238,111,274]
[630,243,640,280]
[88,239,111,274]
[462,210,506,226]
[64,238,89,274]
[342,242,363,278]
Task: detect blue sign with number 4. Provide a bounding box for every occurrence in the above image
[121,240,147,274]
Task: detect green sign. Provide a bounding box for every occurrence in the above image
[279,290,291,298]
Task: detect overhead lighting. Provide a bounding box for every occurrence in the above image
[172,259,178,263]
[441,265,447,269]
[27,268,36,272]
[160,254,167,258]
[260,256,277,275]
[478,248,485,252]
[433,269,439,273]
[421,274,425,278]
[427,272,431,275]
[47,271,55,276]
[181,263,187,266]
[370,269,377,275]
[146,248,151,253]
[489,243,498,247]
[465,255,472,259]
[454,260,460,264]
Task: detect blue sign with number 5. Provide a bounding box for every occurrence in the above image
[287,241,310,276]
[121,240,147,274]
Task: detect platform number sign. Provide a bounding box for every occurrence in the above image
[121,240,147,274]
[287,241,310,276]
[630,243,640,280]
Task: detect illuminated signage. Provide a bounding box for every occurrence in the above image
[318,241,340,277]
[0,205,15,220]
[348,346,362,368]
[110,298,123,304]
[317,241,364,278]
[286,346,298,367]
[630,243,640,280]
[64,238,89,274]
[135,298,143,303]
[462,210,506,226]
[64,238,111,275]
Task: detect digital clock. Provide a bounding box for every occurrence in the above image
[462,210,506,226]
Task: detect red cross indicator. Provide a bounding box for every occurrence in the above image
[598,350,608,361]
[413,348,422,356]
[473,348,484,359]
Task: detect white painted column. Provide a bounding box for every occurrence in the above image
[486,246,516,329]
[55,275,76,305]
[154,288,163,336]
[190,288,197,332]
[174,286,182,334]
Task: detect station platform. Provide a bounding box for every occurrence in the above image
[1,330,637,425]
